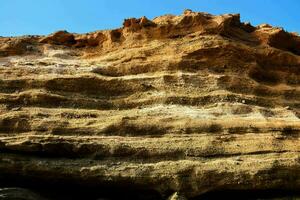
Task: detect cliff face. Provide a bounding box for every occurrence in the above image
[0,10,300,200]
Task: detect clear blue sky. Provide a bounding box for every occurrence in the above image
[1,0,299,36]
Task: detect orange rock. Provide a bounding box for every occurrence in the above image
[74,32,107,47]
[39,30,75,46]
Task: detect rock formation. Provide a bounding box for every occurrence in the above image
[0,10,299,199]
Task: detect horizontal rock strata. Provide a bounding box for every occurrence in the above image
[0,10,299,199]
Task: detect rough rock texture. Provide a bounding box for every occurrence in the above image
[0,10,299,199]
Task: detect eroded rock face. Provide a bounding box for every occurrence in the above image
[0,10,299,200]
[39,30,76,46]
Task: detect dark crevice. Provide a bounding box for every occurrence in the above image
[188,150,294,159]
[0,145,297,161]
[0,175,162,200]
[191,189,300,200]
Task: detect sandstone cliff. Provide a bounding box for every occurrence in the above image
[0,10,299,200]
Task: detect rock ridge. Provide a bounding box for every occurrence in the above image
[0,9,299,200]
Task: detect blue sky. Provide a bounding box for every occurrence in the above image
[0,0,299,36]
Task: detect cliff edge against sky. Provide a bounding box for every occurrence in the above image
[0,10,299,200]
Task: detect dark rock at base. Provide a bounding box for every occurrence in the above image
[0,188,46,200]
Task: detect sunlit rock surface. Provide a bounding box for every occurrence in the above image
[0,10,299,200]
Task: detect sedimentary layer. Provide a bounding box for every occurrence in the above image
[0,10,299,199]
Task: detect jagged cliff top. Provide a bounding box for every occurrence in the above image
[0,10,299,200]
[1,9,299,57]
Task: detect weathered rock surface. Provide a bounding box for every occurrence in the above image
[0,10,299,199]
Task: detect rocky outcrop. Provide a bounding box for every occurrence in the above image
[39,30,76,46]
[255,26,300,55]
[0,10,299,200]
[0,36,39,57]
